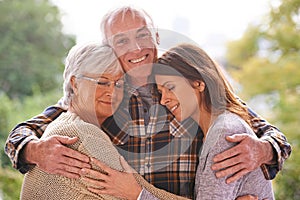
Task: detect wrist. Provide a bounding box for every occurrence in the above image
[128,184,142,200]
[261,140,275,165]
[23,140,39,165]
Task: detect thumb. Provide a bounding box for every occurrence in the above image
[225,134,248,143]
[54,135,78,145]
[120,156,136,173]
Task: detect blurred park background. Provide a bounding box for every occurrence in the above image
[0,0,299,199]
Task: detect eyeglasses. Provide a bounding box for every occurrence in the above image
[77,75,124,89]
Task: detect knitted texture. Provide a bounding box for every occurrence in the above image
[20,112,188,200]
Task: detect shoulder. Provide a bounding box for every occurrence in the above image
[211,111,253,137]
[201,112,254,155]
[45,112,109,142]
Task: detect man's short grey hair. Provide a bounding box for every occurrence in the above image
[62,43,123,107]
[100,5,156,44]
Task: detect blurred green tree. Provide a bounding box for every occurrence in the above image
[0,0,75,198]
[0,0,75,99]
[226,0,300,199]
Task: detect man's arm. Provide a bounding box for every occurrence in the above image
[5,105,65,172]
[212,103,292,183]
[4,104,90,178]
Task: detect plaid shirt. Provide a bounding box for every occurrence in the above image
[5,84,291,197]
[101,83,203,197]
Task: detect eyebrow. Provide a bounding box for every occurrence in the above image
[137,26,150,34]
[162,81,174,87]
[113,33,126,41]
[112,26,150,41]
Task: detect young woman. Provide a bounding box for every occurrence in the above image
[152,43,275,200]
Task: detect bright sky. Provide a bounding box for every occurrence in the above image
[51,0,274,59]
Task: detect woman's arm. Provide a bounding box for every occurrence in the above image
[80,158,189,200]
[212,100,291,182]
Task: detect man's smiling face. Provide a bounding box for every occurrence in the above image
[105,11,157,79]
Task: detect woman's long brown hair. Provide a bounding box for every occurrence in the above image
[153,43,252,126]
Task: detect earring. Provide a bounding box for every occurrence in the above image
[156,32,160,45]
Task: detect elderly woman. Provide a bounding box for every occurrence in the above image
[20,43,188,200]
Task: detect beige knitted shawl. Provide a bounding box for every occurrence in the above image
[20,112,188,200]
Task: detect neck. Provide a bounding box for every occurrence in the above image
[197,106,217,140]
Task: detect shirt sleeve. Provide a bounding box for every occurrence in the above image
[138,188,159,200]
[240,98,292,179]
[4,103,65,173]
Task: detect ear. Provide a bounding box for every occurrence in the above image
[70,76,78,95]
[193,80,205,92]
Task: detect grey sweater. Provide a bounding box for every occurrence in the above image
[194,111,274,200]
[140,111,274,200]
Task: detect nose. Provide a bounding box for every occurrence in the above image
[128,40,142,52]
[160,90,170,106]
[103,83,115,96]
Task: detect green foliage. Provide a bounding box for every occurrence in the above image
[0,0,74,198]
[0,0,75,99]
[0,93,14,167]
[226,0,300,199]
[225,26,261,68]
[0,167,23,200]
[273,120,300,199]
[0,89,62,198]
[0,89,62,167]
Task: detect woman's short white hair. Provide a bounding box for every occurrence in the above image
[62,43,123,107]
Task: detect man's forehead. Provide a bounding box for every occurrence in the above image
[105,12,148,36]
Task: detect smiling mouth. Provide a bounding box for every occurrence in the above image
[169,103,179,112]
[129,55,148,64]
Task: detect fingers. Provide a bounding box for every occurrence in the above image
[225,169,249,184]
[225,134,248,143]
[90,158,112,174]
[31,136,91,178]
[82,175,107,187]
[212,153,247,171]
[214,162,245,179]
[81,168,108,181]
[60,145,90,165]
[54,135,78,145]
[213,133,263,183]
[213,145,240,163]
